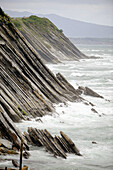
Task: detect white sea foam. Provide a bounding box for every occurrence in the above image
[13,97,113,170]
[44,43,113,170]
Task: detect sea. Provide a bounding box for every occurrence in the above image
[0,38,113,170]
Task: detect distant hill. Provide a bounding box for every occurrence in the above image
[5,10,113,38]
[5,10,32,17]
[69,38,113,45]
[38,14,113,38]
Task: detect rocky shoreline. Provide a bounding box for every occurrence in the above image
[0,8,105,169]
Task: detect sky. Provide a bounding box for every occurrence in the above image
[1,0,113,26]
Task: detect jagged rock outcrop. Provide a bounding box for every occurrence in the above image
[78,86,104,98]
[12,15,87,63]
[24,128,82,159]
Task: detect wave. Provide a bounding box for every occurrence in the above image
[70,72,85,77]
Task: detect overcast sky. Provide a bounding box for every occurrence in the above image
[1,0,113,26]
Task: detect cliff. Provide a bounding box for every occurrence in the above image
[0,8,83,148]
[38,14,113,38]
[0,8,104,162]
[12,15,87,63]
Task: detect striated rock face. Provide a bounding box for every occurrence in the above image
[0,9,104,156]
[24,128,82,159]
[0,8,84,121]
[0,8,83,147]
[12,15,87,63]
[78,86,104,98]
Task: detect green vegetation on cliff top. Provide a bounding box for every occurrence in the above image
[12,15,63,34]
[0,7,11,25]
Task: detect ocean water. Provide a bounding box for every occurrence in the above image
[0,40,113,170]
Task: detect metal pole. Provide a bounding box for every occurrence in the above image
[19,138,23,170]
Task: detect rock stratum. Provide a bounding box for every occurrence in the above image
[12,15,87,63]
[0,8,105,164]
[0,8,85,150]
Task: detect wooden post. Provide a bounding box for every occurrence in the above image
[19,138,23,170]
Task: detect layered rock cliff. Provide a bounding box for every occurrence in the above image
[0,8,84,148]
[1,10,79,114]
[12,15,87,63]
[0,8,104,160]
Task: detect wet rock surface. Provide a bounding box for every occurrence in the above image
[78,86,104,98]
[24,128,82,159]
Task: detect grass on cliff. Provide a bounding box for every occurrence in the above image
[12,18,22,29]
[12,15,63,34]
[0,8,63,35]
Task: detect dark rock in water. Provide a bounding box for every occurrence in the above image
[23,151,30,159]
[78,86,85,92]
[63,102,68,107]
[91,108,98,113]
[89,102,95,106]
[35,118,43,123]
[26,128,82,159]
[25,117,31,121]
[60,121,64,123]
[84,102,89,105]
[60,131,82,156]
[85,87,104,98]
[92,141,97,144]
[12,159,19,167]
[105,99,110,102]
[78,86,103,98]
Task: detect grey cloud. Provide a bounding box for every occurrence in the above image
[1,0,113,5]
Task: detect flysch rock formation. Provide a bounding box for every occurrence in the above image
[0,8,84,151]
[78,86,104,98]
[24,128,82,159]
[12,15,88,64]
[0,8,104,162]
